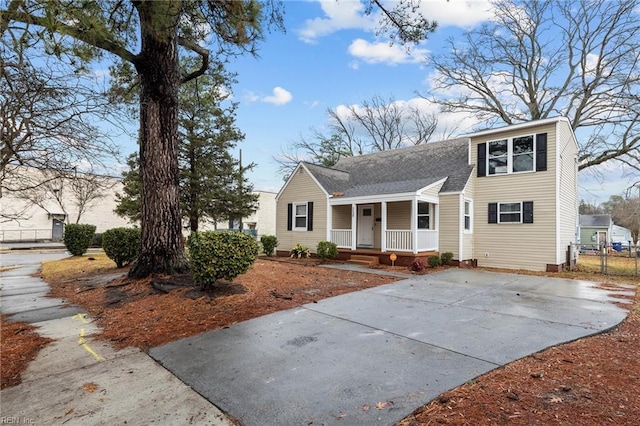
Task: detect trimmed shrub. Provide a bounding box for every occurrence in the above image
[316,241,338,260]
[290,243,310,258]
[102,227,141,268]
[441,252,454,265]
[188,231,259,290]
[427,255,442,268]
[410,258,425,273]
[63,224,96,256]
[260,235,279,256]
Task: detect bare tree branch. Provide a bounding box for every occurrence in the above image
[426,0,640,173]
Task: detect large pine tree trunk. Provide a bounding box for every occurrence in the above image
[129,3,189,278]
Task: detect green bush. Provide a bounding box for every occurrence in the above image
[427,255,442,268]
[63,224,96,256]
[260,235,279,256]
[102,227,141,268]
[441,252,454,265]
[316,241,338,260]
[188,231,259,290]
[290,243,310,258]
[91,233,103,247]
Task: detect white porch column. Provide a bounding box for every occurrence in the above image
[381,201,387,252]
[411,198,418,254]
[326,202,332,242]
[351,203,357,250]
[434,202,439,251]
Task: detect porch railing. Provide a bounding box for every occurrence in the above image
[417,230,438,251]
[330,229,352,248]
[330,228,438,252]
[386,229,439,252]
[386,229,412,251]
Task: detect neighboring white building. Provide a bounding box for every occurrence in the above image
[1,165,277,242]
[1,165,129,241]
[612,224,632,244]
[216,191,277,238]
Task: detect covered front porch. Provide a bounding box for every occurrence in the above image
[327,196,439,255]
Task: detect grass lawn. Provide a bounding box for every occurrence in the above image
[577,252,639,276]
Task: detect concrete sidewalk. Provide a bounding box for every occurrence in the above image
[151,268,633,426]
[0,251,232,426]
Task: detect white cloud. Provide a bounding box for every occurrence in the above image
[348,39,428,65]
[244,91,261,103]
[394,0,494,28]
[297,0,375,44]
[298,0,494,44]
[263,87,293,105]
[245,87,293,106]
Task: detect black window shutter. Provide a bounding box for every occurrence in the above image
[287,203,293,231]
[307,201,314,231]
[523,201,534,223]
[488,203,497,224]
[536,133,547,171]
[477,143,487,177]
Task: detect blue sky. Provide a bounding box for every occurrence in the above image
[111,0,629,204]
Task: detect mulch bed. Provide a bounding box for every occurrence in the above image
[1,315,53,389]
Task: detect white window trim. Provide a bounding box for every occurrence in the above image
[464,199,473,233]
[498,201,523,224]
[417,201,430,230]
[487,134,535,176]
[292,202,308,231]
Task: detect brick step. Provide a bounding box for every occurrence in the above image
[348,255,379,265]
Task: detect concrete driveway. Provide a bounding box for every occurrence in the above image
[150,268,632,426]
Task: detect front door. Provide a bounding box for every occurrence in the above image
[357,205,374,248]
[52,219,64,241]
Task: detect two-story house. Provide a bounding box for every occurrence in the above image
[275,117,579,272]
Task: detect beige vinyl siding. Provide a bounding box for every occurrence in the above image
[276,167,327,253]
[420,180,445,198]
[461,176,475,260]
[556,121,579,263]
[439,194,460,258]
[387,201,411,229]
[471,122,558,271]
[331,205,351,229]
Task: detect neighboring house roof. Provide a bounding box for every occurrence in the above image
[302,138,473,198]
[579,214,612,227]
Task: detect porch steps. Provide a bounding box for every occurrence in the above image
[347,255,379,266]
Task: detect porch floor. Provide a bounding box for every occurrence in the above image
[337,248,439,267]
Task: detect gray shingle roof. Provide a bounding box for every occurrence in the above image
[302,138,473,198]
[579,214,612,227]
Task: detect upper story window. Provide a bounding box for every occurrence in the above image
[487,135,534,175]
[417,202,430,229]
[477,133,546,177]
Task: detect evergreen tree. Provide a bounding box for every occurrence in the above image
[115,62,257,230]
[114,154,142,223]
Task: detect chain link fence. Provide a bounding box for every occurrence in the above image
[568,243,639,277]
